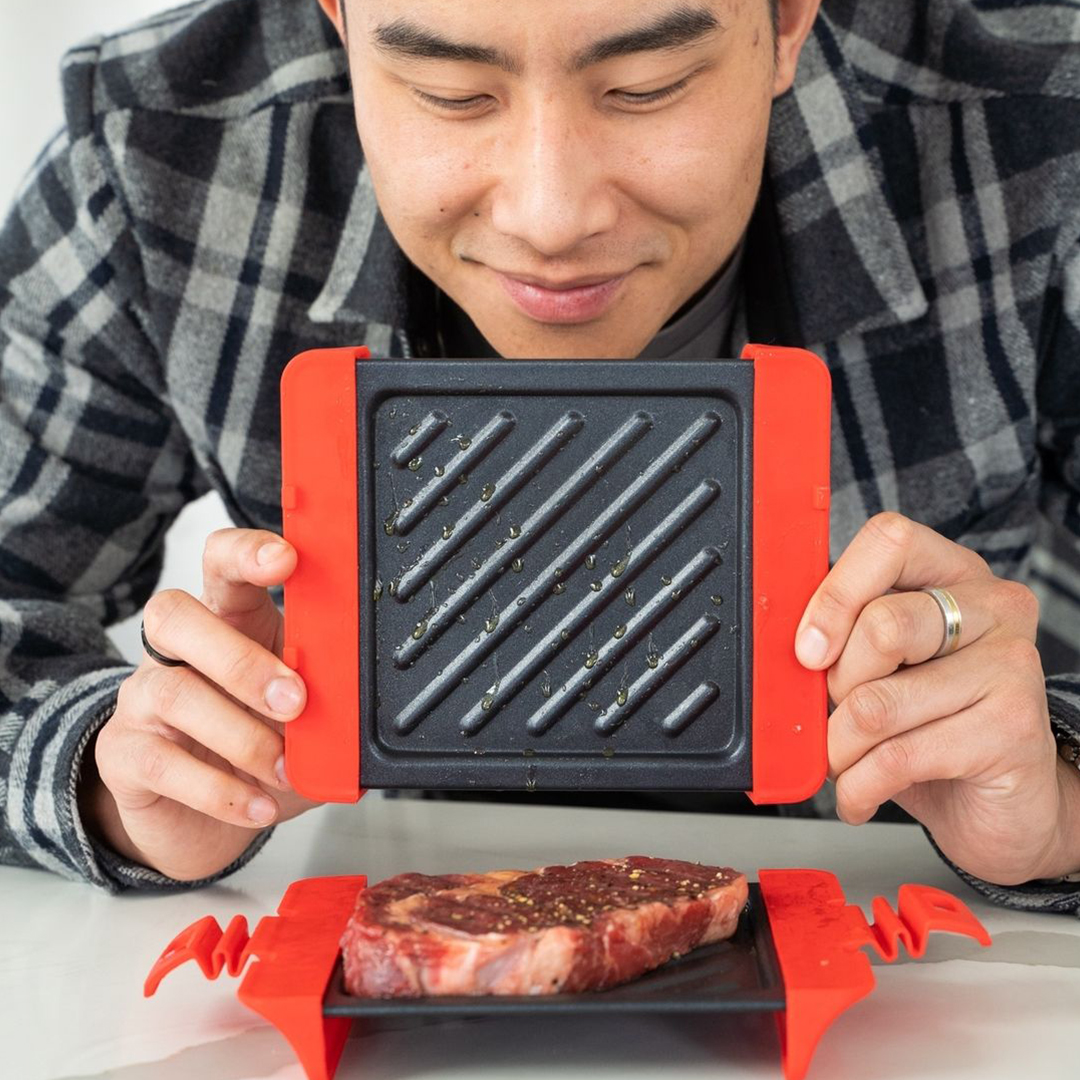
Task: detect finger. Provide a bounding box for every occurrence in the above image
[199,527,297,625]
[833,639,1050,823]
[795,512,991,671]
[142,589,306,722]
[135,663,291,793]
[827,580,995,704]
[124,732,280,827]
[833,710,980,825]
[828,635,999,782]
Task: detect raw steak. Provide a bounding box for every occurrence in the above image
[340,855,748,997]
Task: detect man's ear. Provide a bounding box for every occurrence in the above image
[773,0,823,98]
[315,0,346,43]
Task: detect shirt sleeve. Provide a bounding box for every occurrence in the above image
[0,41,273,892]
[925,230,1080,914]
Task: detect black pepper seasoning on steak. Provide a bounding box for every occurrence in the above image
[340,856,747,997]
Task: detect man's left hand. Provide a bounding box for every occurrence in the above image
[796,511,1080,885]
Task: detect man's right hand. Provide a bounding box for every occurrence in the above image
[78,528,321,882]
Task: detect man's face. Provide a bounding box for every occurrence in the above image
[343,1,779,358]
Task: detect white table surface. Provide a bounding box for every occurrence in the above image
[3,793,1078,1080]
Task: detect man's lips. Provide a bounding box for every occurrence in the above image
[492,268,633,324]
[497,270,631,291]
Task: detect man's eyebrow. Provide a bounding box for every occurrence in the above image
[372,19,523,75]
[371,7,723,77]
[570,8,723,72]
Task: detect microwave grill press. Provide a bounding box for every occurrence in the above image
[278,345,831,804]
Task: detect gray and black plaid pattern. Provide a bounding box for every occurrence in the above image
[1,0,1079,907]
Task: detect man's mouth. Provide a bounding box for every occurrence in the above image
[492,268,633,324]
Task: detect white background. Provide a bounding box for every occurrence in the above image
[0,0,234,665]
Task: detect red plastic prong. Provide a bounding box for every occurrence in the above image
[144,913,251,996]
[219,914,255,975]
[862,884,992,961]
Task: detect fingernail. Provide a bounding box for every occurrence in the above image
[257,541,288,566]
[265,677,303,715]
[796,625,829,667]
[274,754,291,789]
[248,796,277,824]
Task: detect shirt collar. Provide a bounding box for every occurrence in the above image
[306,162,415,329]
[307,9,926,346]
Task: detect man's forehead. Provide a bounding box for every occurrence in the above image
[362,1,732,76]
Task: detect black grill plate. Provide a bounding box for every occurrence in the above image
[358,360,754,791]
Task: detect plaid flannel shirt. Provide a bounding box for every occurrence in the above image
[2,0,1080,910]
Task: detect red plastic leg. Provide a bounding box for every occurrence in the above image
[759,869,991,1080]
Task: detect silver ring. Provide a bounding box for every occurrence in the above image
[140,619,188,668]
[922,587,962,659]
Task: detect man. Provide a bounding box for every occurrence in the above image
[1,0,1078,911]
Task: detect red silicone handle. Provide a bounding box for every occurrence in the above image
[759,869,991,1080]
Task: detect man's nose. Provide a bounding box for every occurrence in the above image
[489,103,619,257]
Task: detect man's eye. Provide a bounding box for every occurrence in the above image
[613,77,692,107]
[413,89,491,112]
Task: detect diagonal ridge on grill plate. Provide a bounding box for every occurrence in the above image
[392,411,585,601]
[391,415,725,735]
[520,547,723,736]
[451,490,721,734]
[394,477,721,736]
[393,410,655,669]
[392,410,516,537]
[596,616,722,735]
[660,681,722,736]
[390,409,451,468]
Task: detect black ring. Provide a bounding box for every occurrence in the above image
[140,619,188,668]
